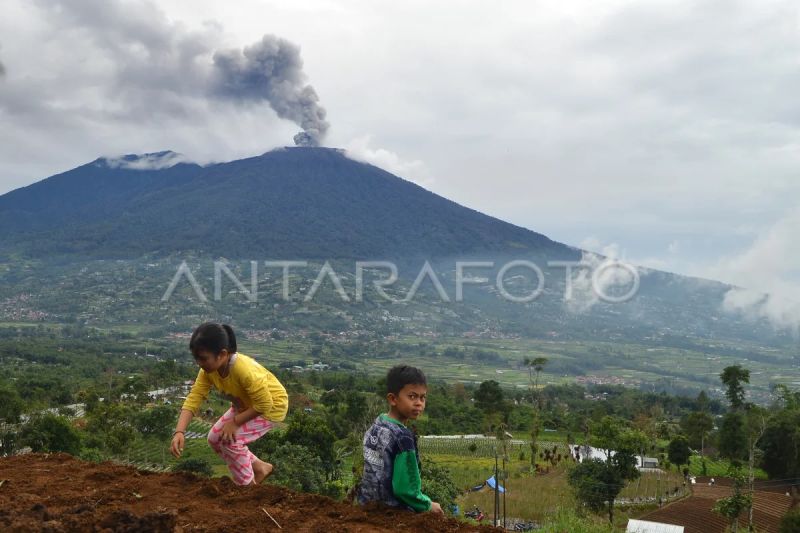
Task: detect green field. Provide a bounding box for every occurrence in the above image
[232,334,797,402]
[3,314,796,400]
[686,454,767,479]
[423,449,684,526]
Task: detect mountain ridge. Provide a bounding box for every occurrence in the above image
[0,147,572,261]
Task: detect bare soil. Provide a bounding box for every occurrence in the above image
[0,454,499,532]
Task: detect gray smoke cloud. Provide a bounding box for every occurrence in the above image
[14,0,329,148]
[0,61,5,78]
[212,36,329,147]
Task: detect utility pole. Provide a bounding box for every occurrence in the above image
[657,472,661,506]
[701,431,706,476]
[494,452,500,527]
[502,453,507,530]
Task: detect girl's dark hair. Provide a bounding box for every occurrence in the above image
[386,365,426,395]
[189,322,237,357]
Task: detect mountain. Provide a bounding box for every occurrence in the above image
[0,147,571,260]
[0,147,796,398]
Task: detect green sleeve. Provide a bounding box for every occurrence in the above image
[392,450,432,512]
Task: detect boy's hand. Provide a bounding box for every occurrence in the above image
[170,433,185,458]
[429,502,443,514]
[221,419,240,443]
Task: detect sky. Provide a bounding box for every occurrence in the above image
[1,0,799,329]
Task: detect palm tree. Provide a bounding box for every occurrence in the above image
[532,357,548,391]
[522,356,533,394]
[534,358,549,406]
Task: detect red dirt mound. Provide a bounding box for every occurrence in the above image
[0,454,498,532]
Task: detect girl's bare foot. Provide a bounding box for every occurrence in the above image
[253,459,274,484]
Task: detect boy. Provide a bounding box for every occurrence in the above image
[357,365,443,514]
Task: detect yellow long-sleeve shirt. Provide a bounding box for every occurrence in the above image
[181,353,288,422]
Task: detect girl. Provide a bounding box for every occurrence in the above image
[170,322,288,485]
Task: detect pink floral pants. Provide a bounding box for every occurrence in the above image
[207,407,273,485]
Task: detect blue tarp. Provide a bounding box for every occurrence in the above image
[486,475,505,493]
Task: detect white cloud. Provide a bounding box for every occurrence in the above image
[101,151,190,170]
[701,207,800,332]
[567,238,641,313]
[344,135,432,187]
[668,241,679,255]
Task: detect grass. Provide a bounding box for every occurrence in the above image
[537,507,619,532]
[457,463,576,522]
[687,455,768,479]
[425,453,524,490]
[425,449,684,524]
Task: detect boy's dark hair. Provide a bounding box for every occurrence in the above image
[189,322,237,357]
[386,365,427,395]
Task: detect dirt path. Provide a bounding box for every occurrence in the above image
[0,453,498,532]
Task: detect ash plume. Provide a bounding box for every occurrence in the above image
[212,36,329,147]
[11,1,330,147]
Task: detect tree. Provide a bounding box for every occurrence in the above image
[773,384,800,410]
[531,357,548,386]
[522,356,548,404]
[760,408,800,479]
[134,405,175,439]
[474,380,505,414]
[84,402,136,454]
[344,391,368,425]
[569,416,640,524]
[590,416,623,457]
[283,411,337,477]
[0,428,18,456]
[0,386,24,423]
[712,468,750,532]
[75,387,100,414]
[667,435,691,471]
[522,356,533,389]
[529,409,541,470]
[569,459,624,521]
[744,406,767,531]
[523,358,548,471]
[718,411,747,463]
[720,365,750,410]
[696,390,710,412]
[20,414,82,455]
[681,411,714,450]
[681,410,714,475]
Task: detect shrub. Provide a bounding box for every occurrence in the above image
[79,447,104,463]
[780,509,800,533]
[421,459,460,515]
[20,414,81,455]
[172,457,213,477]
[270,443,327,494]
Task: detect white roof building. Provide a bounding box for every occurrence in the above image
[627,519,684,533]
[571,444,659,470]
